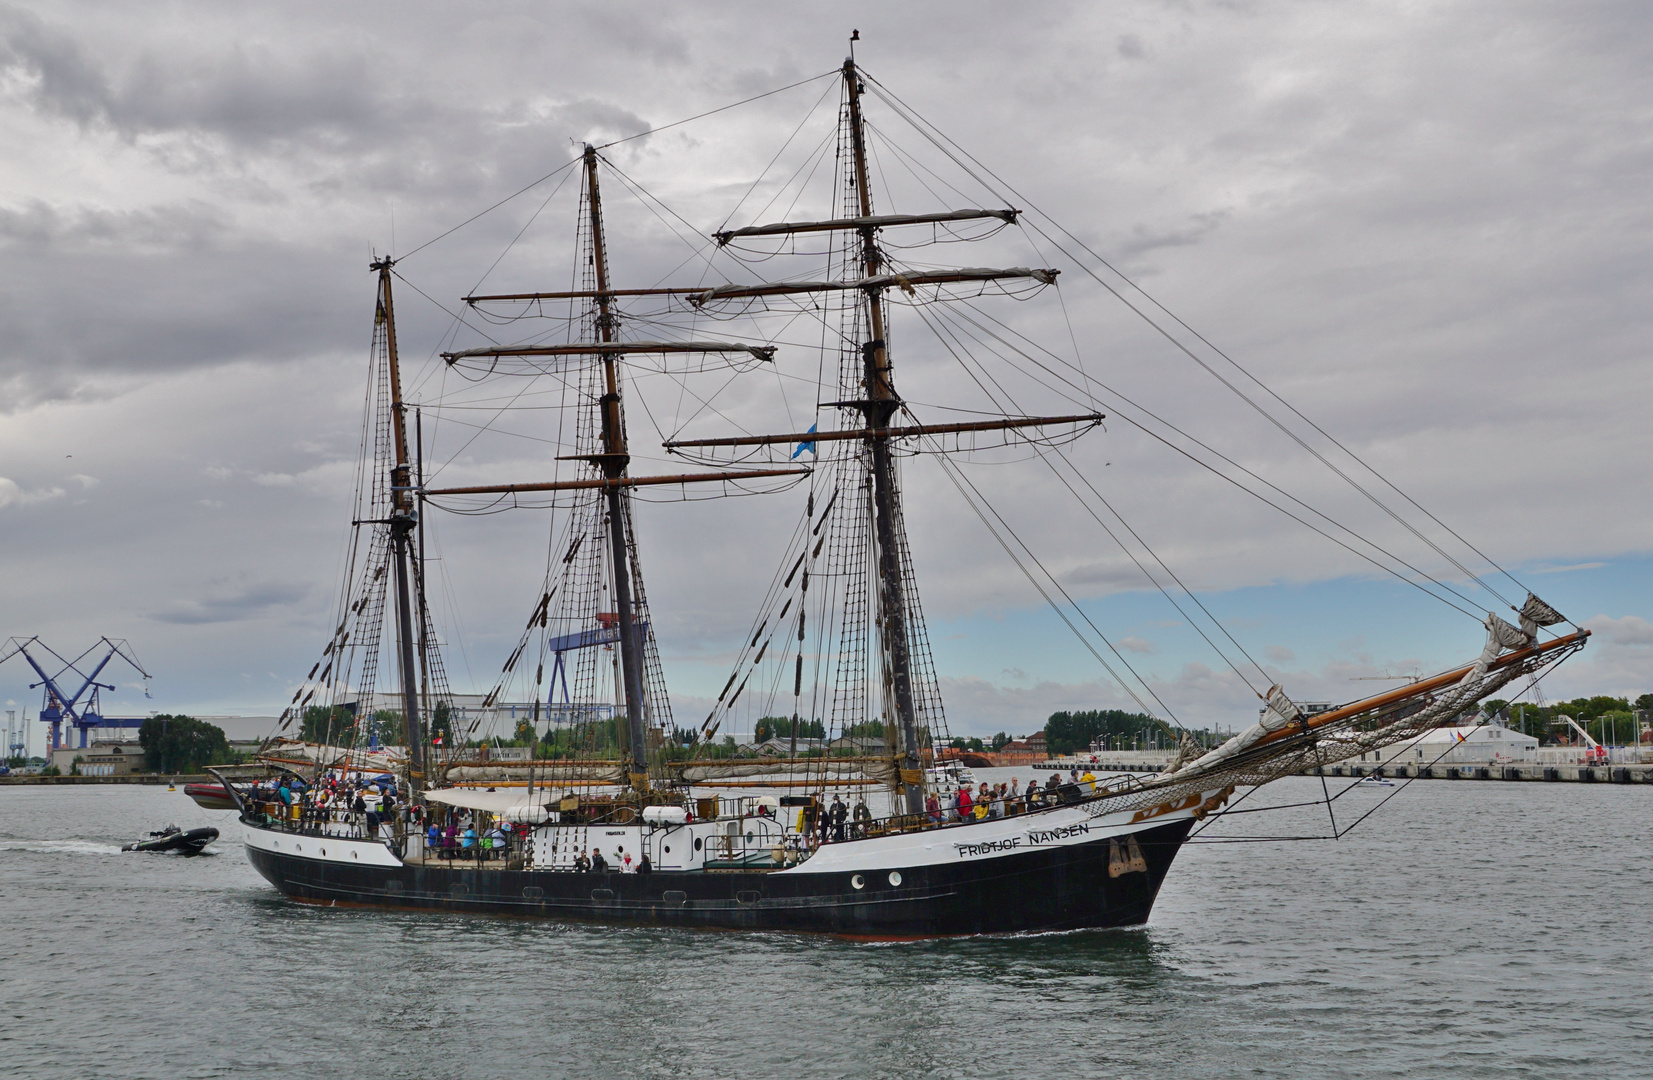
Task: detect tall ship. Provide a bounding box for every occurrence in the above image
[228,50,1588,936]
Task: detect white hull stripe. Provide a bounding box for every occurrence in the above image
[783,790,1218,874]
[241,824,404,868]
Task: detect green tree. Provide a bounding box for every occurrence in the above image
[1590,710,1635,746]
[362,709,404,746]
[753,716,825,742]
[1045,709,1160,756]
[300,704,355,744]
[139,714,232,773]
[430,700,454,747]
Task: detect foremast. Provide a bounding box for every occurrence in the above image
[372,259,426,792]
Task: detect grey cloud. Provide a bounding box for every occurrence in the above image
[148,580,311,625]
[1583,615,1653,648]
[0,0,1648,726]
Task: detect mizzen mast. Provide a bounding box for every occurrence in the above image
[371,258,426,788]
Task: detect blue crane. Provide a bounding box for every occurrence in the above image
[0,637,151,752]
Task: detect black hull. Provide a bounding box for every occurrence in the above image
[241,817,1193,937]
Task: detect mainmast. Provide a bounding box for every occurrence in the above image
[372,258,426,788]
[843,58,925,816]
[583,146,652,795]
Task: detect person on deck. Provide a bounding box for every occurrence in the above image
[1081,770,1097,792]
[955,785,974,823]
[487,824,507,860]
[1024,778,1040,808]
[461,825,477,854]
[426,821,441,853]
[925,792,942,824]
[575,848,590,872]
[590,848,608,872]
[830,796,848,842]
[852,797,872,838]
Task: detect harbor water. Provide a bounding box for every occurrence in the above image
[0,775,1647,1078]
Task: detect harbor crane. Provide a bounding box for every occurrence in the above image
[0,637,151,752]
[1554,712,1610,765]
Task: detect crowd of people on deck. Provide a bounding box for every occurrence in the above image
[923,768,1098,825]
[249,772,410,839]
[247,761,1103,868]
[422,813,525,861]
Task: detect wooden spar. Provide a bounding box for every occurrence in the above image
[664,413,1104,450]
[687,778,875,789]
[715,209,1018,245]
[688,267,1058,305]
[425,467,809,498]
[1254,629,1591,749]
[466,287,703,304]
[443,340,775,362]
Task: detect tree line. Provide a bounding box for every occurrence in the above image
[137,715,235,774]
[1483,694,1652,745]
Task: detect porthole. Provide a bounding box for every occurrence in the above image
[745,832,754,843]
[663,845,671,854]
[694,838,703,851]
[351,851,358,860]
[851,874,865,890]
[888,871,902,887]
[294,844,302,852]
[320,848,327,857]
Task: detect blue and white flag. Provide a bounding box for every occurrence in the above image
[791,423,818,460]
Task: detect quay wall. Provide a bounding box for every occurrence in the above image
[1033,755,1653,784]
[1314,762,1653,783]
[0,774,213,786]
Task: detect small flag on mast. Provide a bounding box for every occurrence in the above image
[792,424,817,460]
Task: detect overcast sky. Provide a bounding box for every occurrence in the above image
[1,1,1649,746]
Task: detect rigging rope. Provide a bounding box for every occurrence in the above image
[856,67,1530,616]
